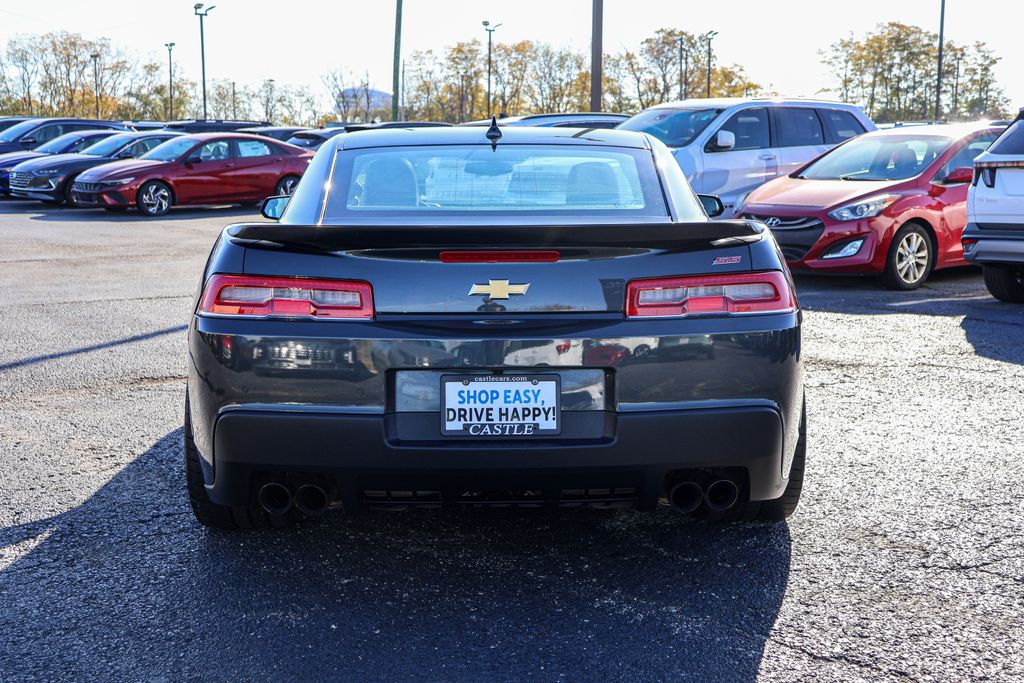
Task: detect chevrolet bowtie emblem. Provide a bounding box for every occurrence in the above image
[468,279,531,299]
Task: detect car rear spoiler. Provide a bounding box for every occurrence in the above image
[227,220,765,251]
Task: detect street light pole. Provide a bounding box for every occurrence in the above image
[935,0,946,120]
[703,31,718,98]
[90,53,100,118]
[164,42,175,120]
[392,0,402,121]
[231,81,236,119]
[194,3,215,120]
[677,37,687,100]
[482,20,502,118]
[590,0,603,112]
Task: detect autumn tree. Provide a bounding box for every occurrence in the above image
[822,22,1008,122]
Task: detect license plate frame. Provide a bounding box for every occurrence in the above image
[441,373,561,438]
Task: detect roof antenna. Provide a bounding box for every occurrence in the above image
[485,116,502,151]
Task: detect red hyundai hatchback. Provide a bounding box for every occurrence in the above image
[71,133,312,216]
[739,123,1003,289]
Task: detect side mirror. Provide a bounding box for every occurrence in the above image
[260,195,290,220]
[116,150,135,159]
[20,137,36,148]
[697,194,725,218]
[944,166,974,184]
[184,154,202,165]
[709,130,736,152]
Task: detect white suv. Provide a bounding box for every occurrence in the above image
[618,98,876,217]
[965,108,1024,303]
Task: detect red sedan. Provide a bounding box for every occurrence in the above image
[738,123,1002,289]
[70,133,312,216]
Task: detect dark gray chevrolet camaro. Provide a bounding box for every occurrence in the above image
[185,124,805,528]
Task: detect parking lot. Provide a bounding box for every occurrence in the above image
[0,199,1021,681]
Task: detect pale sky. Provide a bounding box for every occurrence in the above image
[0,0,1020,112]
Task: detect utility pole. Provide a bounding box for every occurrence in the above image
[590,0,603,112]
[164,43,175,120]
[90,53,100,118]
[677,36,691,100]
[231,81,236,119]
[703,31,718,98]
[482,21,502,118]
[935,0,946,120]
[392,0,402,121]
[194,3,215,120]
[952,48,964,119]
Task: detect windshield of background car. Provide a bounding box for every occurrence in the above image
[321,145,667,221]
[0,119,40,142]
[799,134,955,181]
[617,108,722,147]
[35,133,85,154]
[141,138,196,161]
[987,120,1024,155]
[80,134,134,157]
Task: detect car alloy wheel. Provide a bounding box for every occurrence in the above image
[276,176,298,196]
[140,182,171,215]
[895,232,929,285]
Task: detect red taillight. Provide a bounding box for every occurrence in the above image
[439,250,560,263]
[199,274,373,319]
[626,271,794,318]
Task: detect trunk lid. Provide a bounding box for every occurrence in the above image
[230,221,764,314]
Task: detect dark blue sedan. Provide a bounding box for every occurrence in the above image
[184,124,805,528]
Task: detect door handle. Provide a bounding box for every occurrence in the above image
[758,153,777,160]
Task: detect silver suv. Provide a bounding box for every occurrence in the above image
[964,107,1024,302]
[619,98,876,216]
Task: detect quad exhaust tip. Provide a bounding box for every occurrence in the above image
[258,482,293,515]
[704,479,740,512]
[668,481,703,514]
[294,484,329,517]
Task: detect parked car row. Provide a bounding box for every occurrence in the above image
[616,98,1022,296]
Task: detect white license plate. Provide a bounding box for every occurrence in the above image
[442,374,560,437]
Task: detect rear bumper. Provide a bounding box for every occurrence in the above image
[188,312,803,511]
[963,222,1024,265]
[207,404,788,510]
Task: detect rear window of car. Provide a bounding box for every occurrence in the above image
[322,144,667,221]
[821,110,865,141]
[776,108,825,147]
[987,120,1024,155]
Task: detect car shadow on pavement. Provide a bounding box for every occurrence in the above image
[795,269,1024,366]
[0,324,186,372]
[0,429,791,681]
[19,205,263,223]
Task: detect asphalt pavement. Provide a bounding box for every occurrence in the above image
[0,199,1021,682]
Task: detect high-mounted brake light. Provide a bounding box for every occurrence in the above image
[199,274,373,319]
[626,271,795,318]
[439,250,560,263]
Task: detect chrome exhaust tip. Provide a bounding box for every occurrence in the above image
[294,484,329,516]
[668,481,703,514]
[258,482,293,515]
[704,479,740,512]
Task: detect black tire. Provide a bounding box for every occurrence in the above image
[62,174,80,206]
[137,180,173,216]
[184,392,296,530]
[275,175,300,196]
[982,264,1024,303]
[695,400,806,522]
[883,223,934,290]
